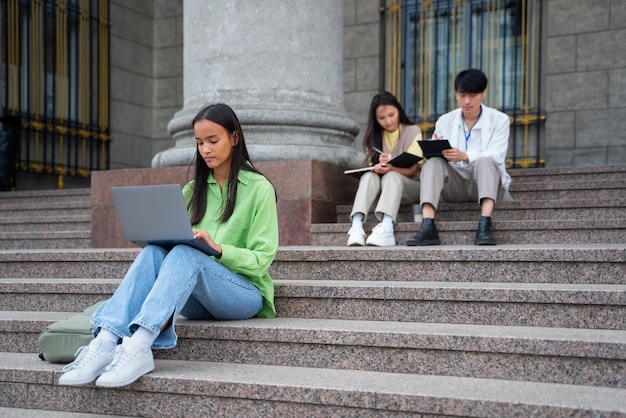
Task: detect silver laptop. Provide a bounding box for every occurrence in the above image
[111,184,219,257]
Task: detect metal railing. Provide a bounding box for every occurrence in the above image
[1,0,110,189]
[383,0,545,168]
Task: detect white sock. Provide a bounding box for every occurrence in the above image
[95,328,119,352]
[382,214,394,231]
[129,326,158,350]
[351,213,364,229]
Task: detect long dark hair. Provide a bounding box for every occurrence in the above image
[188,103,262,224]
[362,91,414,164]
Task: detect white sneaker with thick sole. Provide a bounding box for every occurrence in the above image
[58,339,115,385]
[347,225,366,246]
[95,337,155,388]
[365,223,396,246]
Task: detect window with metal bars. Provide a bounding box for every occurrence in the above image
[383,0,545,168]
[0,0,109,189]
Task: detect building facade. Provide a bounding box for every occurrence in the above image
[1,0,625,190]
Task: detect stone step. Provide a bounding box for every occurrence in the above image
[0,215,91,233]
[2,314,625,388]
[2,278,625,329]
[0,407,125,418]
[0,205,91,218]
[0,231,92,250]
[507,164,626,184]
[0,278,119,312]
[271,245,626,284]
[0,188,92,250]
[1,352,625,417]
[506,179,626,200]
[312,219,626,245]
[0,188,91,217]
[340,178,625,203]
[275,280,626,328]
[0,187,91,203]
[1,245,624,284]
[335,198,626,223]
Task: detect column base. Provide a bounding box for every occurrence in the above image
[91,160,356,247]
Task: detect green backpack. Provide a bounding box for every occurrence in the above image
[38,300,105,363]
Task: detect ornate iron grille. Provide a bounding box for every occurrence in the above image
[1,0,110,189]
[383,0,545,168]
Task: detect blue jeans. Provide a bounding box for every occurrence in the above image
[92,245,263,349]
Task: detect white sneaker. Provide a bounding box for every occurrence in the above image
[58,339,115,385]
[95,337,154,388]
[366,223,396,246]
[347,225,366,246]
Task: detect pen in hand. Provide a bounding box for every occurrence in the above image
[372,147,390,166]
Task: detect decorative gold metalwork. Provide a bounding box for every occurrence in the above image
[386,0,403,99]
[7,0,19,113]
[98,0,111,170]
[5,0,110,188]
[56,0,68,188]
[385,0,546,167]
[418,1,433,128]
[30,0,44,173]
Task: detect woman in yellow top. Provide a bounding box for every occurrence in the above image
[348,92,423,246]
[59,103,279,388]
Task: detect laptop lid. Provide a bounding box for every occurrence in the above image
[111,184,219,257]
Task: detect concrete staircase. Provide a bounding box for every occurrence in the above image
[0,165,625,417]
[0,188,92,250]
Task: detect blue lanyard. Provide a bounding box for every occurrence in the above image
[462,106,482,148]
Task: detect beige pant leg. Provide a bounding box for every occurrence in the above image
[350,171,381,222]
[436,157,501,205]
[419,157,448,211]
[374,171,420,222]
[473,157,501,202]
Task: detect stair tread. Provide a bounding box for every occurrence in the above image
[2,352,625,415]
[3,278,625,304]
[3,312,624,357]
[274,243,626,260]
[276,279,626,303]
[0,244,623,263]
[0,214,91,224]
[336,197,626,211]
[5,276,625,289]
[0,406,123,418]
[0,231,91,236]
[313,219,626,230]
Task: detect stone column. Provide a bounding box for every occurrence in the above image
[152,0,361,168]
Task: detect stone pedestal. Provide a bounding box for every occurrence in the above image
[152,0,361,168]
[91,161,356,248]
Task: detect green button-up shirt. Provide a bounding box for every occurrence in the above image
[182,169,279,317]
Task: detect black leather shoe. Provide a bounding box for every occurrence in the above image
[474,216,496,245]
[406,218,441,246]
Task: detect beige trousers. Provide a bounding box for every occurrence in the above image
[419,157,501,210]
[350,171,420,223]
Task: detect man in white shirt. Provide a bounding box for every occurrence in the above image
[406,69,512,246]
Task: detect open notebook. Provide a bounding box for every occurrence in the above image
[417,139,452,158]
[111,184,219,257]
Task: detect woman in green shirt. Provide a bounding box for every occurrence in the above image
[59,103,279,388]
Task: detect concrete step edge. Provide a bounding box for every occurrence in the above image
[0,406,124,418]
[2,313,624,359]
[335,198,626,213]
[0,215,91,224]
[2,278,625,306]
[0,244,623,264]
[1,352,625,416]
[313,219,626,232]
[0,231,91,239]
